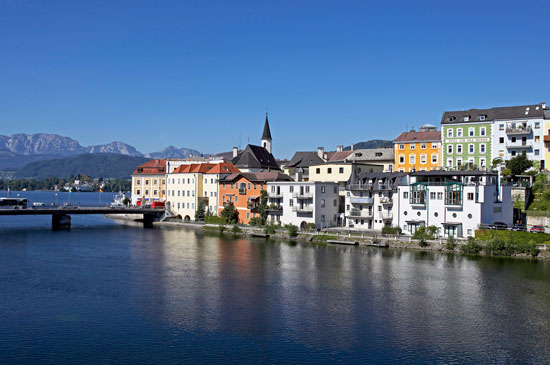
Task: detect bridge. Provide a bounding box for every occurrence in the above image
[0,207,165,229]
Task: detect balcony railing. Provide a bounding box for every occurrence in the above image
[348,209,373,218]
[268,192,283,198]
[506,126,532,135]
[379,212,393,220]
[292,205,313,213]
[293,192,313,199]
[346,184,373,191]
[505,141,530,149]
[266,205,283,212]
[380,197,393,204]
[350,197,373,204]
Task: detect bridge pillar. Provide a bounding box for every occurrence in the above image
[143,213,156,228]
[52,214,71,230]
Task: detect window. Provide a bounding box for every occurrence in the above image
[447,129,453,138]
[346,204,350,211]
[480,144,486,153]
[535,149,540,156]
[420,154,427,164]
[409,155,416,164]
[145,180,149,185]
[431,154,438,164]
[469,127,475,137]
[248,183,251,189]
[339,167,344,173]
[467,193,474,200]
[136,179,141,185]
[316,168,320,174]
[499,123,504,131]
[410,144,415,150]
[177,191,180,196]
[499,137,504,144]
[447,158,453,167]
[145,190,149,195]
[153,180,157,185]
[399,144,405,150]
[421,143,426,149]
[511,137,516,143]
[136,189,140,194]
[480,158,486,168]
[535,122,541,129]
[204,178,207,184]
[399,155,405,164]
[469,144,474,154]
[480,127,486,136]
[430,192,436,199]
[321,185,325,193]
[432,143,438,149]
[333,186,337,193]
[464,115,470,121]
[447,145,453,154]
[327,168,332,174]
[321,199,325,208]
[535,136,540,142]
[457,144,462,154]
[457,128,463,137]
[289,199,293,206]
[403,191,408,199]
[153,190,157,195]
[480,115,486,121]
[333,199,337,207]
[437,192,443,200]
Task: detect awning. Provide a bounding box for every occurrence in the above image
[405,220,425,224]
[441,222,463,226]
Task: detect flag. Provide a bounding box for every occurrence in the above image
[99,187,104,193]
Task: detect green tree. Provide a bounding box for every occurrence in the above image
[492,157,504,169]
[506,152,533,176]
[220,204,239,224]
[258,189,268,224]
[195,200,206,221]
[413,225,438,247]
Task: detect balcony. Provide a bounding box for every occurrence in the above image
[350,196,373,204]
[266,205,283,213]
[293,192,313,199]
[292,205,313,213]
[380,197,393,205]
[268,191,283,198]
[348,209,373,218]
[346,184,373,191]
[506,141,531,149]
[379,212,393,220]
[506,126,532,135]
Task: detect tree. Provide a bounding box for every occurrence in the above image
[413,225,438,247]
[195,200,206,221]
[258,189,268,224]
[506,152,533,176]
[492,157,504,169]
[220,204,239,224]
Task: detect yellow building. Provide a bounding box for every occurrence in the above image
[393,125,442,172]
[131,159,167,205]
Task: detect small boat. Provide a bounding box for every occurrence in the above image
[110,192,127,208]
[251,233,270,238]
[32,202,46,208]
[327,240,358,246]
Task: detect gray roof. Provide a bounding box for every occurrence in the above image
[350,171,407,191]
[345,148,394,162]
[441,103,546,124]
[287,151,325,168]
[232,144,280,170]
[544,109,550,120]
[410,170,496,177]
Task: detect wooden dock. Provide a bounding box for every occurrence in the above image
[251,233,270,238]
[326,240,358,246]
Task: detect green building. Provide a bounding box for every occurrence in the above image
[441,113,492,170]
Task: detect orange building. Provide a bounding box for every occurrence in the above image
[393,125,442,172]
[218,171,292,224]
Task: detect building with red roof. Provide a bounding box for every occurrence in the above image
[131,159,167,205]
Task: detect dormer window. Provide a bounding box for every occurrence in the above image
[479,114,486,121]
[464,115,470,122]
[447,116,456,122]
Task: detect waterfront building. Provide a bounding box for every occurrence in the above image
[166,162,240,220]
[218,171,292,224]
[544,108,550,171]
[396,171,512,237]
[266,181,339,229]
[131,159,167,205]
[344,148,394,172]
[393,125,441,172]
[344,172,406,230]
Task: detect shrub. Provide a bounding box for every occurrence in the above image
[311,234,339,242]
[382,226,402,235]
[413,225,437,247]
[285,224,298,237]
[460,237,483,255]
[231,224,241,234]
[205,216,227,224]
[218,225,226,234]
[445,236,457,251]
[220,204,239,224]
[249,217,263,227]
[264,223,277,235]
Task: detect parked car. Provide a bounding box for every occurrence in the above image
[492,221,508,230]
[530,225,545,233]
[511,224,527,231]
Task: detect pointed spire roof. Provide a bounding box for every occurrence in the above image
[262,112,272,141]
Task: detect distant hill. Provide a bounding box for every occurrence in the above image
[14,154,149,179]
[344,140,393,150]
[145,146,201,159]
[0,133,201,170]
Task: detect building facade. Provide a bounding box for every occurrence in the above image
[396,171,512,237]
[266,181,339,229]
[131,159,167,205]
[441,118,492,170]
[393,125,441,172]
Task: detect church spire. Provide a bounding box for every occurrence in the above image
[261,112,272,154]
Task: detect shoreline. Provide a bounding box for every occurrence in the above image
[106,215,550,260]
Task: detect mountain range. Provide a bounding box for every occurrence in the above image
[0,133,201,170]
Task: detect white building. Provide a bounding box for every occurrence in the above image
[266,181,339,229]
[491,103,546,167]
[345,172,406,230]
[396,171,512,237]
[166,162,240,220]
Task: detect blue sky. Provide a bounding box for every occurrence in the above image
[1,0,549,158]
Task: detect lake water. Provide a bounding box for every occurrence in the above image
[1,192,550,363]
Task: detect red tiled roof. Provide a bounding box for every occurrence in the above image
[394,131,441,143]
[132,159,166,175]
[206,163,240,174]
[328,151,353,162]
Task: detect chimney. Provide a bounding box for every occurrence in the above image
[351,144,354,151]
[317,147,324,159]
[336,145,343,152]
[542,102,547,109]
[233,147,238,158]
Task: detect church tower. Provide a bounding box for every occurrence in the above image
[261,112,272,154]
